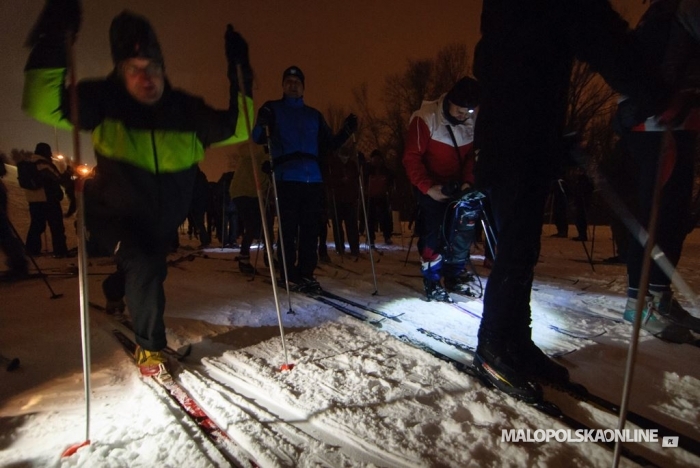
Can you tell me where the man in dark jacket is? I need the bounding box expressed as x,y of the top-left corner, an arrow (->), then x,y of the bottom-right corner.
252,66 -> 357,289
23,5 -> 253,377
472,0 -> 670,402
19,143 -> 69,257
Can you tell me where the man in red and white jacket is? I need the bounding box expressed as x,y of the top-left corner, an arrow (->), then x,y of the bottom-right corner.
403,77 -> 481,302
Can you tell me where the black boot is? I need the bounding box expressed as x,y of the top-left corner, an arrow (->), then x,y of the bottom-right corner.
444,272 -> 476,296
237,255 -> 256,275
474,339 -> 543,403
423,279 -> 453,303
511,339 -> 570,385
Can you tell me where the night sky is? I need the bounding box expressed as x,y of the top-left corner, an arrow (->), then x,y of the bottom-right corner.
0,0 -> 644,178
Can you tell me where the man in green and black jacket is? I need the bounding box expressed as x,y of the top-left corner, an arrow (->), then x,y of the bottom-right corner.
22,3 -> 254,377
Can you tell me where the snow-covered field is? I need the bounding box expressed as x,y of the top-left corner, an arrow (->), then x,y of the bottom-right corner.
1,166 -> 699,467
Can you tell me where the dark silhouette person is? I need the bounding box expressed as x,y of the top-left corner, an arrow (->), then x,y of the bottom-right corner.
471,0 -> 671,402
19,143 -> 69,257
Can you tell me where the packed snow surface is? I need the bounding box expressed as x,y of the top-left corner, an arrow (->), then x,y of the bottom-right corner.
1,167 -> 699,467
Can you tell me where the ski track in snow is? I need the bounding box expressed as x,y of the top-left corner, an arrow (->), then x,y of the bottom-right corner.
1,167 -> 700,467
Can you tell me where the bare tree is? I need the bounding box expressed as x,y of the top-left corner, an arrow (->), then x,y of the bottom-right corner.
352,83 -> 384,152
432,43 -> 472,97
324,104 -> 348,133
566,60 -> 618,153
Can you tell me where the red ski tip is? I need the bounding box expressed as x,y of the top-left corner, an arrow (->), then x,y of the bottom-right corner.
61,439 -> 90,457
280,363 -> 295,371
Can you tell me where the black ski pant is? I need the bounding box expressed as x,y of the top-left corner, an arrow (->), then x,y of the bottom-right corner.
188,208 -> 210,246
478,176 -> 549,343
367,197 -> 392,244
331,201 -> 360,254
626,130 -> 695,292
115,243 -> 168,351
0,212 -> 27,273
415,191 -> 473,278
26,201 -> 67,255
222,207 -> 238,247
276,181 -> 323,280
234,196 -> 268,257
318,190 -> 329,256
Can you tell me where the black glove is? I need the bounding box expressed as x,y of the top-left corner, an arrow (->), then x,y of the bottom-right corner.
225,24 -> 249,68
261,160 -> 272,175
342,113 -> 358,135
26,0 -> 82,47
256,106 -> 274,129
357,151 -> 366,165
225,24 -> 252,98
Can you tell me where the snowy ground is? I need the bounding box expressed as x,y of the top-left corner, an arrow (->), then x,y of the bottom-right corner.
1,167 -> 699,468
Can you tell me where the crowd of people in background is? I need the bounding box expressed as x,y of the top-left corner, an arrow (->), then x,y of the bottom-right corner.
4,0 -> 699,402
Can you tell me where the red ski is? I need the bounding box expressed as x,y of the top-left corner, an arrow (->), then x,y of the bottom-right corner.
112,329 -> 258,467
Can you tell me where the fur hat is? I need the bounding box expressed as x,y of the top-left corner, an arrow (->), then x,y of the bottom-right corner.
109,11 -> 163,65
282,66 -> 305,86
34,142 -> 52,159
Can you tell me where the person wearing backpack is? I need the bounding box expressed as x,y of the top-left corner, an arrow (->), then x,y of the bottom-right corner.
18,143 -> 69,257
402,77 -> 481,303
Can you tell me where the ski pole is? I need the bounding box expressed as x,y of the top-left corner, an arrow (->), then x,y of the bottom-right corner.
574,142 -> 698,308
326,161 -> 344,263
264,127 -> 295,314
221,181 -> 226,249
248,183 -> 273,282
237,64 -> 293,370
612,130 -> 673,468
353,136 -> 379,295
403,204 -> 419,267
7,219 -> 62,299
61,30 -> 92,458
577,194 -> 595,272
478,198 -> 498,261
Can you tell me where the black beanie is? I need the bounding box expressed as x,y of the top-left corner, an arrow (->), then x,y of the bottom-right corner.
34,142 -> 52,159
282,66 -> 305,86
445,77 -> 481,109
109,11 -> 164,65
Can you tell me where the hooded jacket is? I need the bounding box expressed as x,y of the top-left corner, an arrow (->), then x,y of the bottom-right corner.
22,37 -> 253,250
403,94 -> 476,195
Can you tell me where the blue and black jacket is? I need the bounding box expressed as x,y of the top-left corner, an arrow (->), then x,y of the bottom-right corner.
252,96 -> 351,183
